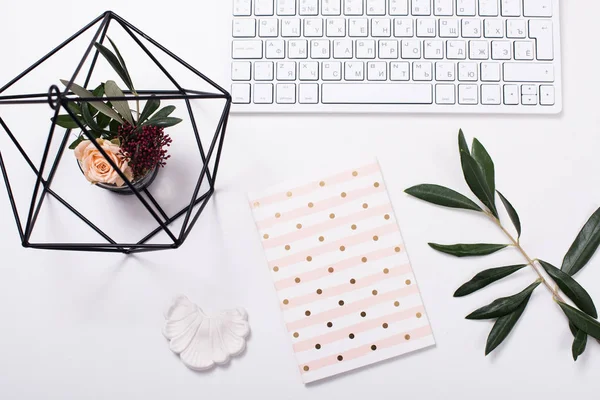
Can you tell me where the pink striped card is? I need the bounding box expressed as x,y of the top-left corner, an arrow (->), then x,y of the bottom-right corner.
249,160 -> 435,383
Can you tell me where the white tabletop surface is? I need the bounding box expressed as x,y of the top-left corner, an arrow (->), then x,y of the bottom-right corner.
1,1 -> 599,399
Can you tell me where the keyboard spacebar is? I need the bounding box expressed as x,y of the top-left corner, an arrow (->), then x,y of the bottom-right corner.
321,83 -> 433,104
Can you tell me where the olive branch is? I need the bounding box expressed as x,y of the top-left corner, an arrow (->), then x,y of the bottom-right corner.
405,130 -> 600,360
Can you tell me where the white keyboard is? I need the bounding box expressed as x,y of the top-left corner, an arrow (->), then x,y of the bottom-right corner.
230,0 -> 561,114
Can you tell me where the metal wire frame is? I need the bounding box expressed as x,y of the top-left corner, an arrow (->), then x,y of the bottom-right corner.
0,11 -> 232,253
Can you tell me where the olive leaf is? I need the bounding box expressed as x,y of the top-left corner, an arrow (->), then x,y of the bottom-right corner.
572,329 -> 587,361
81,101 -> 102,133
54,114 -> 81,130
538,260 -> 597,318
94,41 -> 134,92
405,184 -> 483,212
471,138 -> 495,195
149,105 -> 176,120
497,191 -> 522,239
458,129 -> 469,155
139,96 -> 160,125
557,301 -> 600,340
428,243 -> 508,258
561,207 -> 600,276
466,281 -> 541,320
107,37 -> 134,91
485,291 -> 532,355
460,144 -> 499,218
454,264 -> 527,297
60,80 -> 123,124
143,117 -> 182,128
68,136 -> 85,150
104,80 -> 133,126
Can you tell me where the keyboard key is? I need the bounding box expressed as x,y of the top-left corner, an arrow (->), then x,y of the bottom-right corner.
522,95 -> 537,105
491,41 -> 511,60
254,84 -> 274,103
484,19 -> 504,38
299,83 -> 320,103
389,0 -> 409,16
412,0 -> 431,16
394,18 -> 414,37
299,61 -> 320,80
506,19 -> 527,38
424,40 -> 444,59
480,62 -> 501,81
439,19 -> 459,37
321,83 -> 433,103
524,0 -> 552,17
344,0 -> 364,16
322,0 -> 342,16
479,0 -> 498,16
379,40 -> 399,59
367,0 -> 386,16
232,84 -> 251,103
503,63 -> 554,82
288,39 -> 308,58
469,41 -> 489,59
436,62 -> 455,81
277,61 -> 297,80
322,61 -> 342,80
276,83 -> 296,103
254,61 -> 275,80
277,0 -> 297,16
233,0 -> 252,16
504,85 -> 519,105
458,84 -> 478,104
458,62 -> 478,81
390,62 -> 410,80
434,0 -> 453,16
327,18 -> 346,37
540,85 -> 555,105
521,84 -> 537,95
417,19 -> 437,37
281,18 -> 301,37
436,84 -> 456,104
310,40 -> 331,58
514,41 -> 534,60
255,0 -> 275,16
447,40 -> 466,59
345,61 -> 365,80
413,62 -> 433,81
333,39 -> 354,58
304,18 -> 324,37
232,40 -> 263,59
529,20 -> 554,60
349,18 -> 369,36
372,18 -> 392,37
233,19 -> 256,37
401,39 -> 421,58
232,61 -> 252,80
501,0 -> 521,17
367,62 -> 387,80
300,0 -> 319,15
481,84 -> 501,105
457,0 -> 476,16
266,40 -> 286,58
462,19 -> 481,38
259,19 -> 278,37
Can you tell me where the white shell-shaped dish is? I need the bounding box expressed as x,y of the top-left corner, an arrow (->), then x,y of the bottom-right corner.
163,295 -> 250,371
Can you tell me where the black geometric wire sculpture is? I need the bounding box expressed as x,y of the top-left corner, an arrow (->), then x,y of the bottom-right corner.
0,11 -> 231,254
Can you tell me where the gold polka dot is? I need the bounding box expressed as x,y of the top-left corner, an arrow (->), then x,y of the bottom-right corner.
395,246 -> 401,253
352,171 -> 358,177
327,322 -> 333,328
360,311 -> 367,317
306,256 -> 313,262
308,202 -> 314,208
406,279 -> 412,285
315,344 -> 321,349
394,301 -> 400,307
329,213 -> 336,219
351,224 -> 357,230
362,203 -> 369,209
339,300 -> 345,306
362,257 -> 368,263
382,323 -> 389,329
273,266 -> 279,272
283,299 -> 289,305
287,191 -> 293,197
295,277 -> 301,283
337,355 -> 344,361
305,310 -> 311,316
275,212 -> 281,218
319,236 -> 325,242
405,334 -> 411,341
373,236 -> 379,241
384,214 -> 390,220
349,333 -> 355,339
303,365 -> 309,371
371,345 -> 377,351
383,268 -> 389,274
372,290 -> 378,296
319,181 -> 325,187
340,246 -> 346,252
341,192 -> 347,198
316,289 -> 323,295
374,182 -> 380,188
328,267 -> 334,273
350,279 -> 356,284
416,312 -> 423,318
293,332 -> 299,338
285,245 -> 291,251
296,223 -> 302,229
263,234 -> 269,239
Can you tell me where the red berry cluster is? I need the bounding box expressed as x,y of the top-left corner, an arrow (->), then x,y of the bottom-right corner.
118,123 -> 172,180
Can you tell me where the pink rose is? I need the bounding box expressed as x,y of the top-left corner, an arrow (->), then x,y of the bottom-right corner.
74,139 -> 133,187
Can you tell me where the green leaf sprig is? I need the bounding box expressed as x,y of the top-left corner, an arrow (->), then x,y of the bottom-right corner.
405,129 -> 600,360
